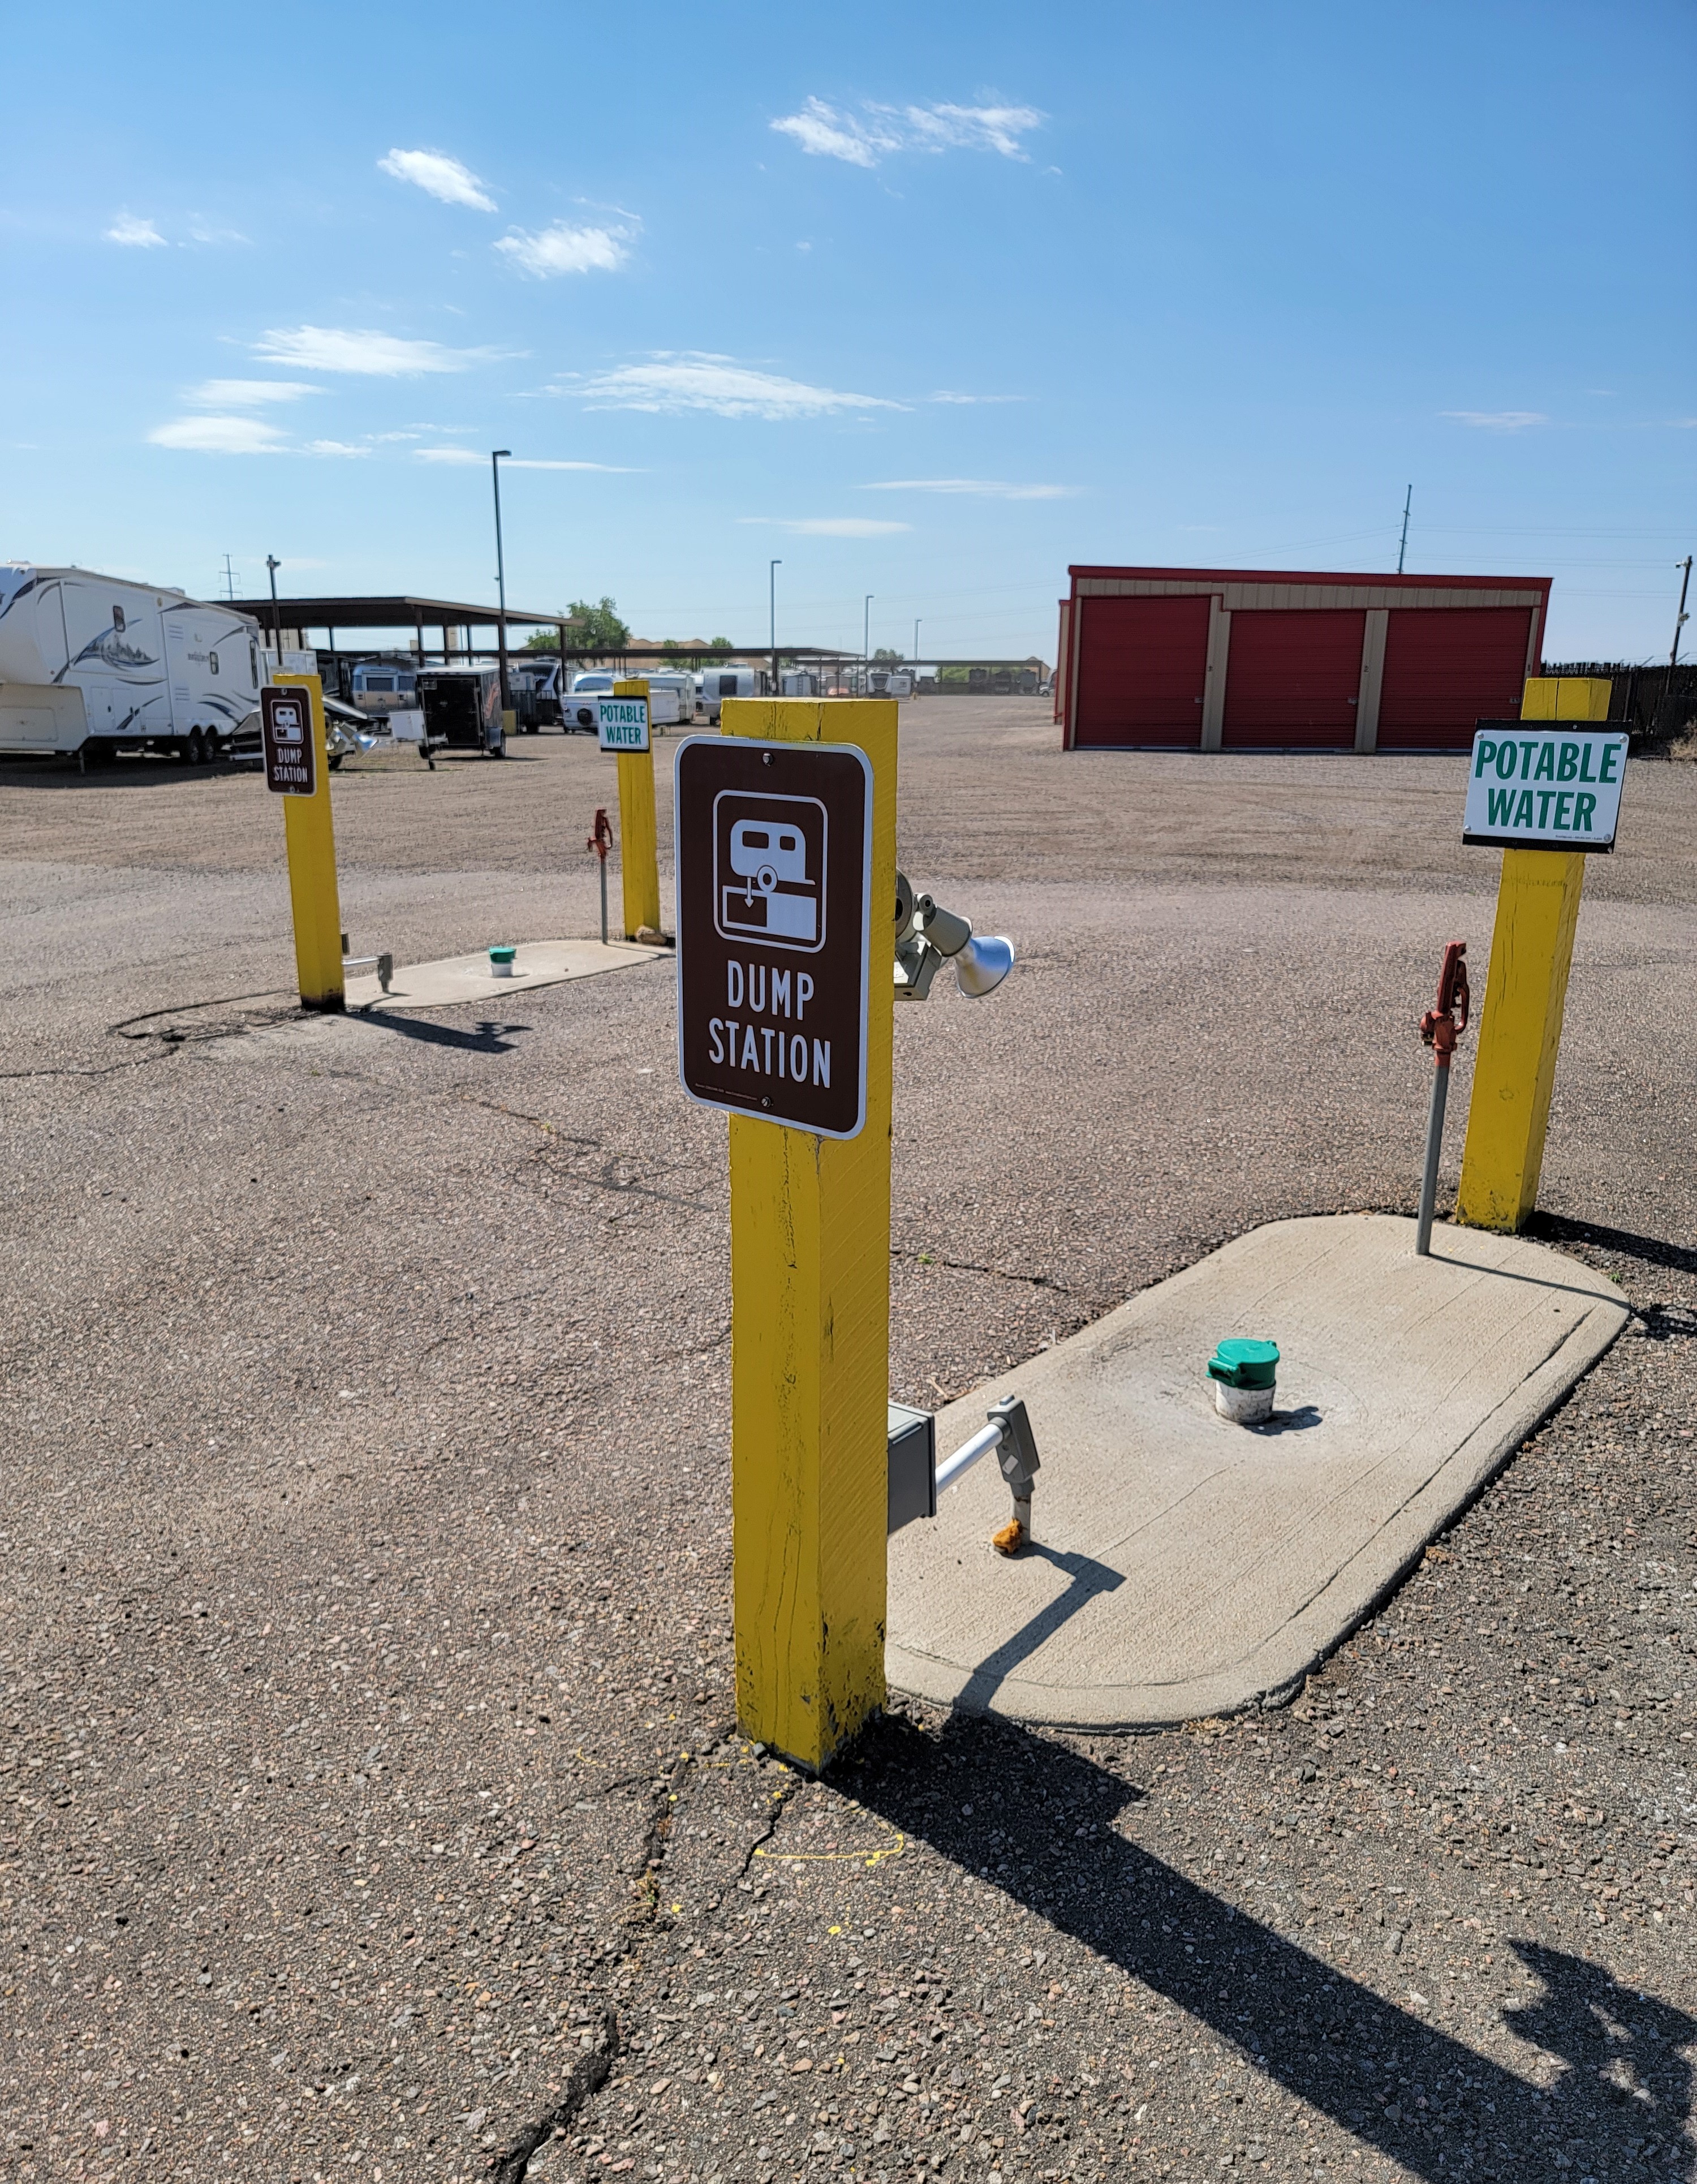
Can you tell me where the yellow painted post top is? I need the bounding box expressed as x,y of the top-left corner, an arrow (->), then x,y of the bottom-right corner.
721,697 -> 899,1773
1522,676 -> 1612,722
275,673 -> 344,1013
612,678 -> 661,940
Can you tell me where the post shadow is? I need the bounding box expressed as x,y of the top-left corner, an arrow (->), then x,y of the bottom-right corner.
846,1716 -> 1694,2179
953,1545 -> 1125,1713
352,1014 -> 532,1055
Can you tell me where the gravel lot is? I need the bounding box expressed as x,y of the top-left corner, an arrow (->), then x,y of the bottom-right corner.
2,702 -> 1693,2184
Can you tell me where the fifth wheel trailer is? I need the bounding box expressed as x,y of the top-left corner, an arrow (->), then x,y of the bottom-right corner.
0,564 -> 264,762
1059,566 -> 1553,752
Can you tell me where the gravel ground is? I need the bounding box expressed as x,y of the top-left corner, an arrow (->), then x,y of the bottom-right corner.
2,703 -> 1693,2183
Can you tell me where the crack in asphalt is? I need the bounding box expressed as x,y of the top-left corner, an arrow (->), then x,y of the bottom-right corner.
485,2007 -> 621,2184
891,1244 -> 1109,1305
487,1747 -> 708,2181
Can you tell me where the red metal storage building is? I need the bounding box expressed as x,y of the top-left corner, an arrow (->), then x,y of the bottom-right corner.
1059,566 -> 1552,753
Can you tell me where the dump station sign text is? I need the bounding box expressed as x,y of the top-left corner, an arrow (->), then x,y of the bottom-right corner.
675,735 -> 871,1138
1463,721 -> 1629,852
260,685 -> 316,797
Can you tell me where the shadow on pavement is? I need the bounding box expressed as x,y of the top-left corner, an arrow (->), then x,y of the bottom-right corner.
952,1546 -> 1125,1712
1528,1215 -> 1697,1282
847,1716 -> 1694,2180
353,1014 -> 532,1055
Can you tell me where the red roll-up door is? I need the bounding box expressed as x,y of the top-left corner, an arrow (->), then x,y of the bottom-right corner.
1377,607 -> 1531,749
1220,608 -> 1364,749
1073,593 -> 1210,747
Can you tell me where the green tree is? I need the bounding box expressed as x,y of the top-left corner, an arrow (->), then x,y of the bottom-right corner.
873,646 -> 904,661
524,597 -> 631,653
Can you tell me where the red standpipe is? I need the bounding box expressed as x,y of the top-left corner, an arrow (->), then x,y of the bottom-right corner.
1416,941 -> 1470,1256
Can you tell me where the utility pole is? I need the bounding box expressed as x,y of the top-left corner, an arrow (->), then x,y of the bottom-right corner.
492,450 -> 512,711
1672,556 -> 1692,669
1397,485 -> 1413,577
266,555 -> 282,665
913,617 -> 920,663
864,594 -> 873,694
221,553 -> 237,602
769,559 -> 782,695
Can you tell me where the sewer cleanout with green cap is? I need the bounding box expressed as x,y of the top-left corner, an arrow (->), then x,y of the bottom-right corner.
488,944 -> 518,978
1207,1336 -> 1280,1424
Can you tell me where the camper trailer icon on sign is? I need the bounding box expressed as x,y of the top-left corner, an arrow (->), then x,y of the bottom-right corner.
713,792 -> 827,952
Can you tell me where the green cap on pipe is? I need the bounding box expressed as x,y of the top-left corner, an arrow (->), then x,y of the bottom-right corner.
488,945 -> 518,966
1207,1337 -> 1280,1388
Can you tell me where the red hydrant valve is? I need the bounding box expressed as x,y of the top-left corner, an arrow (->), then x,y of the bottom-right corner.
587,806 -> 613,860
1419,940 -> 1470,1067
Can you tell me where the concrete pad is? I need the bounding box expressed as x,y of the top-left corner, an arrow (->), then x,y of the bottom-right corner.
886,1214 -> 1628,1729
346,936 -> 665,1013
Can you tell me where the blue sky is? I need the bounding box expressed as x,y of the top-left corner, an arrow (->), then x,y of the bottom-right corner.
3,0 -> 1691,663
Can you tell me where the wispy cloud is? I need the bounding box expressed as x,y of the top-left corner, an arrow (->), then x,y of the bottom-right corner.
304,440 -> 369,458
929,390 -> 1023,405
1441,410 -> 1549,431
860,478 -> 1073,500
739,517 -> 912,537
378,148 -> 497,212
253,326 -> 493,376
107,213 -> 166,248
770,97 -> 1043,168
565,354 -> 902,419
190,379 -> 321,407
414,448 -> 636,470
185,219 -> 250,246
494,220 -> 631,278
149,415 -> 285,454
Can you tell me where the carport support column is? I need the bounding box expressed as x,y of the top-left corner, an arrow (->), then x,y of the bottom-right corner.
275,672 -> 344,1013
723,698 -> 897,1774
613,678 -> 661,938
1454,676 -> 1609,1231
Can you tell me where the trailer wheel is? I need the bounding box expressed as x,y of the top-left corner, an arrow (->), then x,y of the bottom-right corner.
186,729 -> 206,765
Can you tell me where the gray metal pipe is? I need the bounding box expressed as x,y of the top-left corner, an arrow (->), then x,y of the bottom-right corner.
1415,1061 -> 1451,1256
934,1418 -> 1005,1494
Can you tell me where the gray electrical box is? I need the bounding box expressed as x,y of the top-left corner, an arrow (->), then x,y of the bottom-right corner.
887,1403 -> 936,1534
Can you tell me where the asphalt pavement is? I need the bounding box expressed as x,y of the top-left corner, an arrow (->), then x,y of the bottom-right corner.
2,703 -> 1693,2184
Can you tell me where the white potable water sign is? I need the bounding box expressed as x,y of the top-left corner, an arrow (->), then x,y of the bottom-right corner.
1463,721 -> 1629,853
598,695 -> 650,754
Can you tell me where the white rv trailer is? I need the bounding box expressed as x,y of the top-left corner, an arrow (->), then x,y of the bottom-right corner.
0,564 -> 263,763
697,665 -> 759,723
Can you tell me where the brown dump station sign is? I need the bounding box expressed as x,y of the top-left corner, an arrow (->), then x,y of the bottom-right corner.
675,735 -> 872,1139
260,686 -> 317,797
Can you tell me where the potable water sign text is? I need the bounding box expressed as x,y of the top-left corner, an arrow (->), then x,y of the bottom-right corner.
598,695 -> 650,753
1463,721 -> 1630,853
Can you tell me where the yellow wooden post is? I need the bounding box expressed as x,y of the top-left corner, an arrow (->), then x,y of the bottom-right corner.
723,697 -> 898,1772
1454,675 -> 1612,1231
613,678 -> 661,938
275,673 -> 344,1012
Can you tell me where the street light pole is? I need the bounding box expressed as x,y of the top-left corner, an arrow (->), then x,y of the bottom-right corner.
492,450 -> 512,710
864,594 -> 873,694
913,618 -> 920,663
1397,484 -> 1413,577
770,559 -> 782,695
265,554 -> 282,669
